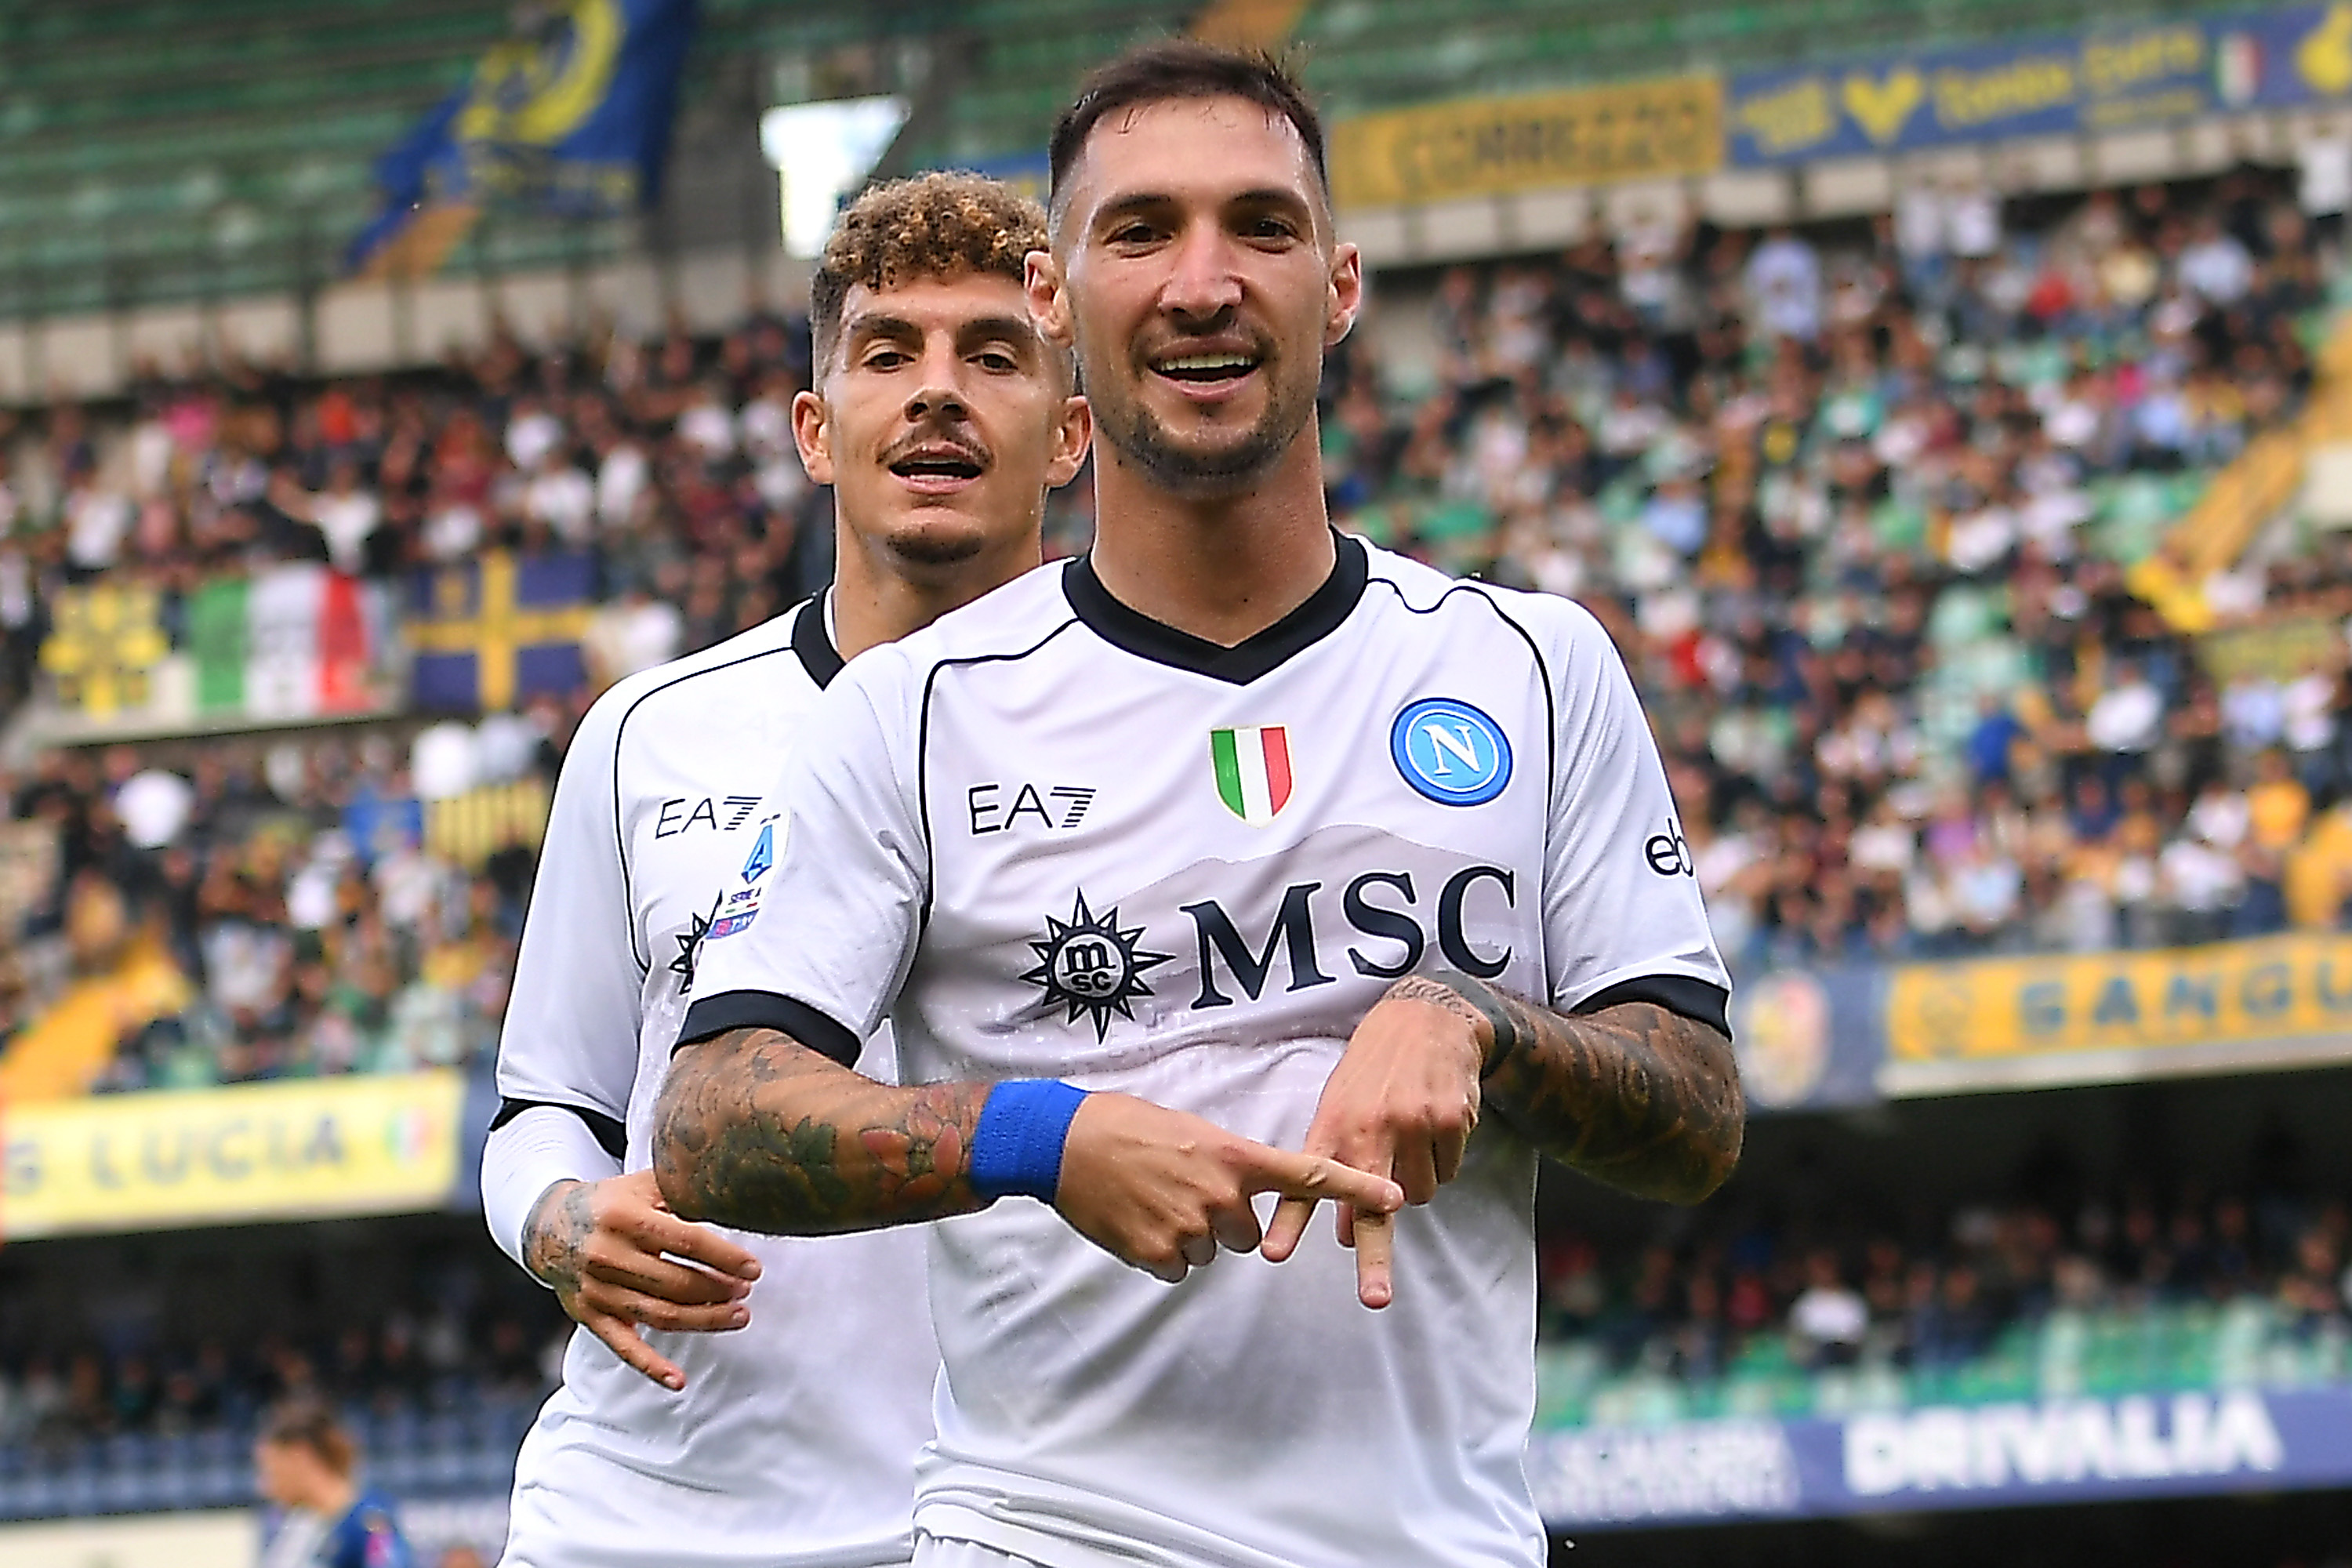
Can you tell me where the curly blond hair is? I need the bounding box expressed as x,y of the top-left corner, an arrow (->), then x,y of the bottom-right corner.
810,172 -> 1050,375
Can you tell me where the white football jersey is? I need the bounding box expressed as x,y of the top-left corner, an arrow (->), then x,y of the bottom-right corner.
492,599 -> 938,1568
683,537 -> 1729,1568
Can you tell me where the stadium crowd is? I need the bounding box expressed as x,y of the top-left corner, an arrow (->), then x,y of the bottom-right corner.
0,1289 -> 549,1457
1327,167 -> 2350,973
4,1171 -> 2349,1458
0,167 -> 2343,1085
1541,1172 -> 2352,1399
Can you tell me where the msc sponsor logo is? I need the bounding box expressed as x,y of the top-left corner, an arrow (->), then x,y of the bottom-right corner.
1183,866 -> 1519,1009
669,894 -> 719,985
1022,865 -> 1519,1033
654,794 -> 763,837
1391,699 -> 1512,806
1020,891 -> 1172,1040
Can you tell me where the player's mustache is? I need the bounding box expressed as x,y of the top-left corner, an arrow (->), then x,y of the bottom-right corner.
880,422 -> 993,471
1136,320 -> 1276,368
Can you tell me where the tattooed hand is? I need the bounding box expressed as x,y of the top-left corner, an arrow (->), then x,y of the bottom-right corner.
1417,971 -> 1744,1204
1261,976 -> 1488,1310
1265,974 -> 1743,1308
652,1029 -> 1403,1292
521,1169 -> 764,1391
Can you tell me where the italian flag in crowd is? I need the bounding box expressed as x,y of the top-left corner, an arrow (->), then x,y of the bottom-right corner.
1210,724 -> 1293,826
187,564 -> 378,717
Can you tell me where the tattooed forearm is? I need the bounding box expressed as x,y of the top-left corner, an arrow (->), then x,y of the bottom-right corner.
653,1028 -> 993,1235
522,1179 -> 592,1305
1403,972 -> 1744,1204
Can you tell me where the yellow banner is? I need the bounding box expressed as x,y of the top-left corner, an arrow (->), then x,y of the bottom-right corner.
2198,613 -> 2346,686
1330,75 -> 1723,210
0,1071 -> 464,1240
1885,934 -> 2352,1094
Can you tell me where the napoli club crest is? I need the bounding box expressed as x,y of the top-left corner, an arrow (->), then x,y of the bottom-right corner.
1391,698 -> 1512,806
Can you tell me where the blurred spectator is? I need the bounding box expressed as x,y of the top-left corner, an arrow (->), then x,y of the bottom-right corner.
254,1397 -> 416,1568
1788,1250 -> 1867,1368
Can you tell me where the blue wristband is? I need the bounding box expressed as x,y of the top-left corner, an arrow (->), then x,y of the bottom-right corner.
968,1080 -> 1090,1202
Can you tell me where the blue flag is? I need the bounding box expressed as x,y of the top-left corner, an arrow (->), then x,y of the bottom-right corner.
408,552 -> 597,713
350,0 -> 698,273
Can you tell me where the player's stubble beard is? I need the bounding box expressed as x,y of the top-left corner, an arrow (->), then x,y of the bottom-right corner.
1086,321 -> 1318,499
877,419 -> 995,568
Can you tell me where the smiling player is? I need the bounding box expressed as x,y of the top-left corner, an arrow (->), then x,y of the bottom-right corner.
657,42 -> 1742,1568
481,172 -> 1088,1568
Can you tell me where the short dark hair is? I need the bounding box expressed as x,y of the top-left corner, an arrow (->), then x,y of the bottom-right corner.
809,172 -> 1051,376
1048,41 -> 1328,221
260,1396 -> 358,1477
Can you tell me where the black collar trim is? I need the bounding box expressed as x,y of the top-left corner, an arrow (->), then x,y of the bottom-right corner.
791,594 -> 845,690
1061,532 -> 1368,684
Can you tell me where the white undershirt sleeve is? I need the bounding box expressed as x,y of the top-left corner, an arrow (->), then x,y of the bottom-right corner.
482,1104 -> 626,1272
484,686 -> 650,1271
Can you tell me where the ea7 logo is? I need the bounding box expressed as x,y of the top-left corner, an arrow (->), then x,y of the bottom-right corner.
655,795 -> 763,837
968,783 -> 1098,834
1646,819 -> 1694,877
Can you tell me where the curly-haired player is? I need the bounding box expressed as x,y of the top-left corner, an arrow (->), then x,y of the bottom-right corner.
483,172 -> 1088,1568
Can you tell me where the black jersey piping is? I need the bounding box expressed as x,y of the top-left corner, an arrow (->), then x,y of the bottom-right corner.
1368,570 -> 1733,1040
913,615 -> 1088,926
1575,975 -> 1734,1040
675,990 -> 862,1068
604,597 -> 840,972
1362,571 -> 1559,808
489,1097 -> 628,1161
1060,531 -> 1369,685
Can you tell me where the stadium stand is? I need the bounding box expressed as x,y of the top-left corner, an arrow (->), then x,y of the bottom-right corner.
1,161 -> 2349,1541
1287,0 -> 2218,117
10,0 -> 2352,1551
0,1218 -> 551,1522
6,0 -> 2241,321
1329,169 -> 2352,967
0,164 -> 2336,1103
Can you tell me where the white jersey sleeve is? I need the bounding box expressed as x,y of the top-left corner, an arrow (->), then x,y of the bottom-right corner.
483,690 -> 642,1263
678,649 -> 927,1064
1534,596 -> 1732,1029
481,1105 -> 620,1270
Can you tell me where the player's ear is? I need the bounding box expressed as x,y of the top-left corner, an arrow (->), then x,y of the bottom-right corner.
1046,394 -> 1091,488
1026,249 -> 1073,348
1325,240 -> 1363,349
791,388 -> 835,485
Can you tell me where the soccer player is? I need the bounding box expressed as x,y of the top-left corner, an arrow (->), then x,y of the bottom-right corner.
481,173 -> 1091,1568
658,42 -> 1744,1568
254,1398 -> 417,1568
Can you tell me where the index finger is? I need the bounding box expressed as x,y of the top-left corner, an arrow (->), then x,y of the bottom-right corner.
583,1312 -> 688,1392
630,1209 -> 764,1281
1351,1208 -> 1395,1310
1246,1149 -> 1404,1215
